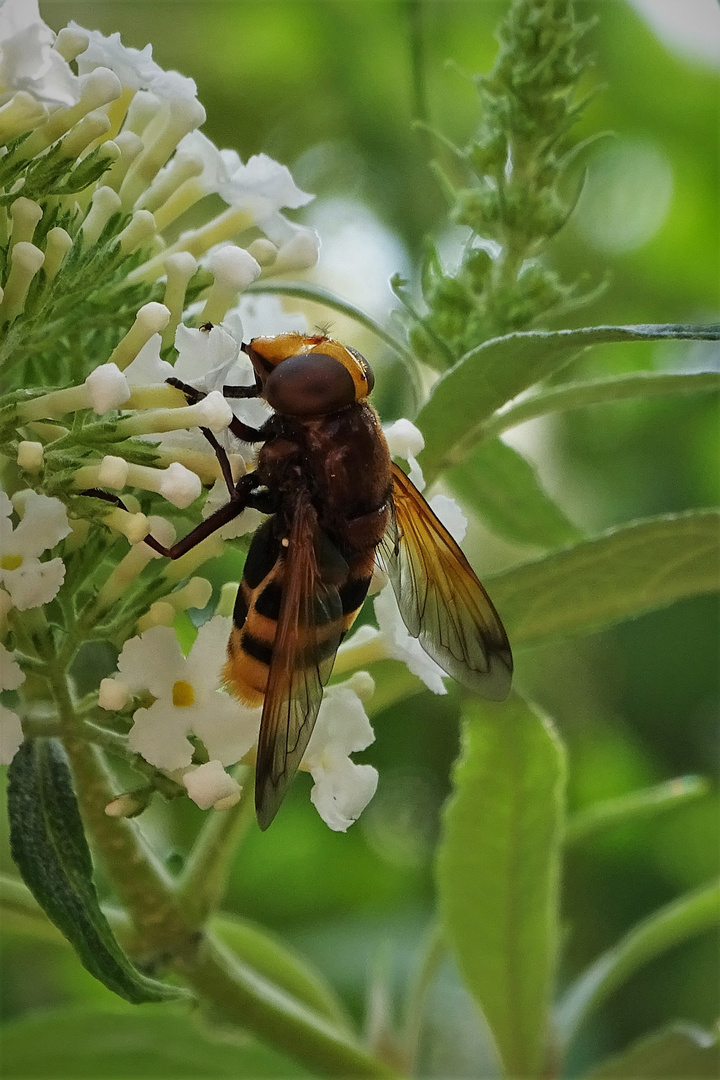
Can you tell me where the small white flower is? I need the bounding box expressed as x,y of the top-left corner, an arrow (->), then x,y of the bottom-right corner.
123,333 -> 173,385
373,585 -> 447,695
157,461 -> 202,508
121,617 -> 257,771
169,130 -> 240,198
0,0 -> 81,109
98,677 -> 130,711
206,244 -> 261,294
384,418 -> 425,490
0,489 -> 71,610
85,362 -> 131,413
182,760 -> 241,810
0,641 -> 25,764
69,21 -> 197,102
70,24 -> 159,91
302,679 -> 379,832
218,152 -> 313,216
173,322 -> 241,392
193,389 -> 233,433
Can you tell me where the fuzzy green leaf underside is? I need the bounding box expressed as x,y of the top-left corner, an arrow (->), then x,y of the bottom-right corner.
7,739 -> 188,1004
436,694 -> 566,1078
487,509 -> 720,647
418,323 -> 720,479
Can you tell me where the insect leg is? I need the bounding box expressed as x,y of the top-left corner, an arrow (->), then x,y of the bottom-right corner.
143,472 -> 260,559
165,376 -> 267,444
197,426 -> 236,497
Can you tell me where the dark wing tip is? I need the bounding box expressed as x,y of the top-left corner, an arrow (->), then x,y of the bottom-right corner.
255,777 -> 282,831
475,645 -> 514,701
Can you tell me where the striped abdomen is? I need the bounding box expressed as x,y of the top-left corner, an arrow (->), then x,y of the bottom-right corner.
223,517 -> 375,706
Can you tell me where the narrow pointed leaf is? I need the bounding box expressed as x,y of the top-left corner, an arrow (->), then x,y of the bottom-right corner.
437,694 -> 566,1078
557,880 -> 720,1051
565,777 -> 710,847
581,1024 -> 720,1079
484,370 -> 720,439
7,738 -> 189,1004
488,510 -> 720,647
417,323 -> 720,480
447,436 -> 582,549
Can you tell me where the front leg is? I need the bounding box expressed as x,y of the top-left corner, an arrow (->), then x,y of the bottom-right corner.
165,376 -> 267,443
143,473 -> 262,559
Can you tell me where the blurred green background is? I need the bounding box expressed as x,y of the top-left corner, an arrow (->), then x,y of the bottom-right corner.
1,1 -> 718,1076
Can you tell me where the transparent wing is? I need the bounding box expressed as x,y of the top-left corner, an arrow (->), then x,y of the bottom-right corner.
378,463 -> 513,700
255,493 -> 346,830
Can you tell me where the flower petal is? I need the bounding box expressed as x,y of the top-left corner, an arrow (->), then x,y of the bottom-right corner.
0,704 -> 23,765
10,490 -> 70,557
184,615 -> 233,692
305,683 -> 376,763
0,556 -> 65,610
373,586 -> 447,695
0,642 -> 25,692
128,700 -> 194,770
309,757 -> 378,832
192,693 -> 260,767
183,760 -> 241,810
116,625 -> 186,696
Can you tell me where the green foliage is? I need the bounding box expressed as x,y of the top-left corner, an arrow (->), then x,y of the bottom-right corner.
447,436 -> 582,549
0,1005 -> 314,1078
581,1023 -> 720,1079
7,740 -> 188,1005
404,0 -> 596,366
488,510 -> 720,646
416,323 -> 720,480
437,695 -> 565,1076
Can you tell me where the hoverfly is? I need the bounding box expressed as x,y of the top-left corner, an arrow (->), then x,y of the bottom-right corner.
143,333 -> 512,829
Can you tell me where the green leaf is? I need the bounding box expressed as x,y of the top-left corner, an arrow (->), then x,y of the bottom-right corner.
436,694 -> 566,1078
557,879 -> 720,1052
417,323 -> 720,481
483,370 -> 720,440
581,1024 -> 720,1080
565,776 -> 710,848
447,436 -> 582,549
213,914 -> 352,1031
7,738 -> 189,1005
0,1005 -> 314,1078
487,510 -> 720,647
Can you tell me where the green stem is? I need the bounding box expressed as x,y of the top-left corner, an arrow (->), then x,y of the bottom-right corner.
481,371 -> 720,441
177,933 -> 397,1079
556,879 -> 720,1052
401,923 -> 446,1073
177,765 -> 254,923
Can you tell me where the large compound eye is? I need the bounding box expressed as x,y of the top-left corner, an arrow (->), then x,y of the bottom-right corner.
264,353 -> 356,416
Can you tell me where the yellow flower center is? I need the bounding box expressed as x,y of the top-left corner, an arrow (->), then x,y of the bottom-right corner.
1,555 -> 23,571
172,680 -> 195,707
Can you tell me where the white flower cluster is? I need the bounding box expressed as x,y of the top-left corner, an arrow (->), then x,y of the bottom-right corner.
0,0 -> 317,334
99,617 -> 378,831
